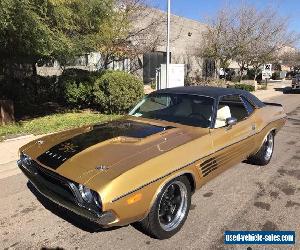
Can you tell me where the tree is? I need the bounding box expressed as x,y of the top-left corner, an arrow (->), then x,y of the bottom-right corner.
97,0 -> 166,71
281,50 -> 300,71
233,5 -> 298,81
0,0 -> 115,78
200,3 -> 299,81
199,10 -> 237,71
0,0 -> 164,78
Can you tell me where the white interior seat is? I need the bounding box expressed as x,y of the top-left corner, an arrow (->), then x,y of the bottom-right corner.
215,105 -> 231,128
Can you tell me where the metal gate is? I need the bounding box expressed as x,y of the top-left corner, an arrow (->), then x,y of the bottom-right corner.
143,52 -> 169,84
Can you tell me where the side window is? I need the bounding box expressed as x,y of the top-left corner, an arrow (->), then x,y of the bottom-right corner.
215,95 -> 249,128
241,96 -> 255,115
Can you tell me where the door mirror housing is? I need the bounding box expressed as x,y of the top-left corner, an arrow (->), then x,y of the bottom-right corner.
226,117 -> 237,127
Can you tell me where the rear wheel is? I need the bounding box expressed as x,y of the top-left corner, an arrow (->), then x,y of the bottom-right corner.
247,132 -> 275,166
137,176 -> 191,239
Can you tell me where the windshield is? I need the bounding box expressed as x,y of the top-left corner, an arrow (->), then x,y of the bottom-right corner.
129,93 -> 215,128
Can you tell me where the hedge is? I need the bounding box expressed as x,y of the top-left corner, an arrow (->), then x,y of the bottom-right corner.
93,71 -> 144,114
233,83 -> 255,92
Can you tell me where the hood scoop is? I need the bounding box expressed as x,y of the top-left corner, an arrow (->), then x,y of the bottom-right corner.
37,120 -> 174,170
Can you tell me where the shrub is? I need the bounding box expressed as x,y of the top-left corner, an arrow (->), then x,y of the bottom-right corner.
60,69 -> 94,83
61,69 -> 102,108
93,71 -> 144,114
246,69 -> 257,80
272,71 -> 281,80
233,83 -> 255,92
150,80 -> 157,90
64,80 -> 94,108
0,76 -> 59,104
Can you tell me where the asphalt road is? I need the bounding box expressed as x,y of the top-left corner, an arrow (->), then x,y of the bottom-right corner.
1,93 -> 300,250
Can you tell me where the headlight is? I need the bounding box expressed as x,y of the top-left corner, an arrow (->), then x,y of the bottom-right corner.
20,153 -> 32,166
78,184 -> 94,203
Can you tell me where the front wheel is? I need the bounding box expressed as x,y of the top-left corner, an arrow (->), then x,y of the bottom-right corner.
137,176 -> 191,239
247,131 -> 275,166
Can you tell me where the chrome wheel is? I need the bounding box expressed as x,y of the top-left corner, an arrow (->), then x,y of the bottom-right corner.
158,181 -> 188,232
264,133 -> 274,161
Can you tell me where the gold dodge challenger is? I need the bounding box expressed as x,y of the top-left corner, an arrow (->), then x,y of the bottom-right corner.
18,86 -> 286,239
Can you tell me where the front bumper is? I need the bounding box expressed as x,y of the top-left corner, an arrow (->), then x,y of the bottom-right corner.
17,160 -> 116,226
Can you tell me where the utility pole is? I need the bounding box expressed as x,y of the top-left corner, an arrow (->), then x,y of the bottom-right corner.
166,0 -> 171,88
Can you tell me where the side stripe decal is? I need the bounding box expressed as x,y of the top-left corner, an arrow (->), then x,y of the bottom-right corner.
111,120 -> 283,202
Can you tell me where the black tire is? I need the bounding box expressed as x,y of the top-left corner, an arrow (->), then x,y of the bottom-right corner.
137,176 -> 191,239
247,131 -> 275,166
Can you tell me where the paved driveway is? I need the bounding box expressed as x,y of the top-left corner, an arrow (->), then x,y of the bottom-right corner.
0,93 -> 299,250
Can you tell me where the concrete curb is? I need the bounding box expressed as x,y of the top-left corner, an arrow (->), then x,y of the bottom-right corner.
4,134 -> 35,142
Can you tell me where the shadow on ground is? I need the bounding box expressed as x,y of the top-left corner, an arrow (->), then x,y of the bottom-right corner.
27,181 -> 124,233
274,87 -> 300,94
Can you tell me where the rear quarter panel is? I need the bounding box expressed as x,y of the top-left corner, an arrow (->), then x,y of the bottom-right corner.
251,104 -> 286,154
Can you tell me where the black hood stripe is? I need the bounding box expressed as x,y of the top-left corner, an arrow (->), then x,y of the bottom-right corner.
37,120 -> 173,170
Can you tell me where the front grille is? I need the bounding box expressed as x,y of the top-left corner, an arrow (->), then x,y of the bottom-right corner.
20,156 -> 102,216
28,161 -> 77,203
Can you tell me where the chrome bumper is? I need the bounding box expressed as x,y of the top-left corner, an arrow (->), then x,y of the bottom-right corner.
17,160 -> 116,226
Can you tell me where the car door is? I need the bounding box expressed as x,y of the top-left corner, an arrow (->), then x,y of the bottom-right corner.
199,94 -> 256,178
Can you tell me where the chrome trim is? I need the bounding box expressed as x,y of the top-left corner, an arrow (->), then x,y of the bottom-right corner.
158,181 -> 188,231
264,133 -> 274,161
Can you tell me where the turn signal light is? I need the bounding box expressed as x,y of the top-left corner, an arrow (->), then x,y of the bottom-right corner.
127,193 -> 142,205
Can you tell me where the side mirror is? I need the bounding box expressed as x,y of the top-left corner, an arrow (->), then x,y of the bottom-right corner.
226,117 -> 237,127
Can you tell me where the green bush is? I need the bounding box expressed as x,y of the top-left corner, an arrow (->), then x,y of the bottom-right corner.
233,83 -> 255,92
64,80 -> 94,108
0,76 -> 59,104
246,69 -> 258,80
60,69 -> 96,83
272,71 -> 281,80
93,71 -> 144,114
61,69 -> 102,108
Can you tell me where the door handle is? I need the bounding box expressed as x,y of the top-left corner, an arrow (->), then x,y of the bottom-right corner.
252,124 -> 256,131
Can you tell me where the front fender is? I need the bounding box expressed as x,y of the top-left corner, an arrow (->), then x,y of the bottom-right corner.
102,166 -> 200,227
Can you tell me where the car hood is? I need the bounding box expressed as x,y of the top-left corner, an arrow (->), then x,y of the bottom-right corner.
21,117 -> 208,185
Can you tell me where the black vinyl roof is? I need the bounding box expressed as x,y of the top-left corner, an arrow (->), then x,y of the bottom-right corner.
153,86 -> 265,108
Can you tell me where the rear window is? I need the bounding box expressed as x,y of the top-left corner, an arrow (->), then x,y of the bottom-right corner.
241,96 -> 255,114
243,92 -> 265,108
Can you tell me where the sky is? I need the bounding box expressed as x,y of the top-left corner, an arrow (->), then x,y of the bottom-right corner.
154,0 -> 300,47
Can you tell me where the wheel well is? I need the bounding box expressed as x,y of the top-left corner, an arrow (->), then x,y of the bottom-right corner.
183,173 -> 196,194
271,129 -> 276,135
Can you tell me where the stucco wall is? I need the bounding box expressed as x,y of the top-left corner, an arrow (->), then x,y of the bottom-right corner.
134,8 -> 208,78
37,8 -> 209,80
